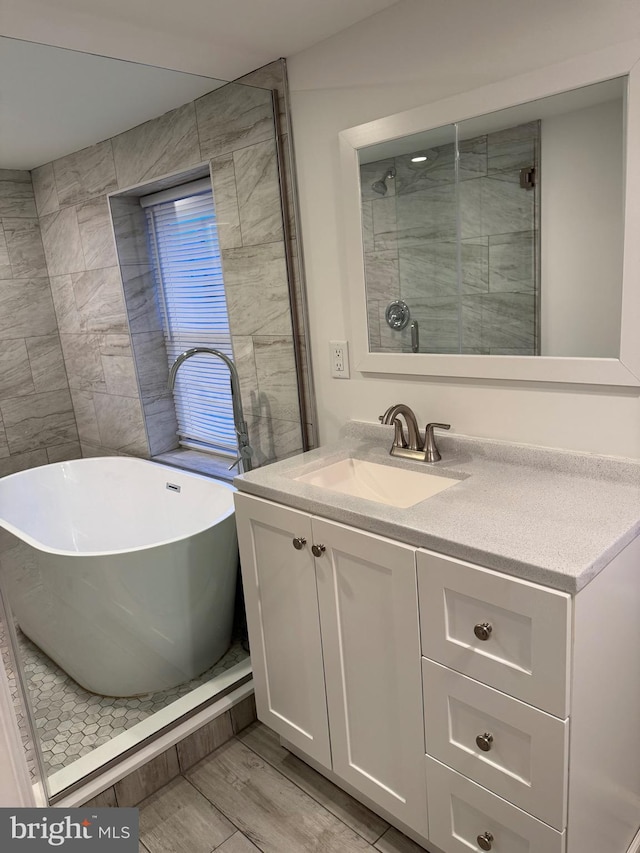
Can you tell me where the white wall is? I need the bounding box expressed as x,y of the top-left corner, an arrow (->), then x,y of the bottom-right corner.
541,99 -> 624,357
287,0 -> 640,456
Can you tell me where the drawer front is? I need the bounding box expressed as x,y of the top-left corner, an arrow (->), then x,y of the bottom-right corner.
417,549 -> 571,717
426,757 -> 566,853
423,659 -> 568,830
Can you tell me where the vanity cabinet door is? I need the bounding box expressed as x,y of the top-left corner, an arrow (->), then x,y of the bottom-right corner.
234,493 -> 331,766
312,518 -> 428,837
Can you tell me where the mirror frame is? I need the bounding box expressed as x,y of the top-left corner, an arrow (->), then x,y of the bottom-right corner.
339,40 -> 640,386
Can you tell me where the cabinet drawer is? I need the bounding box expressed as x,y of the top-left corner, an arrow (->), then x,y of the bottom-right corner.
423,659 -> 568,830
426,757 -> 566,853
417,549 -> 571,717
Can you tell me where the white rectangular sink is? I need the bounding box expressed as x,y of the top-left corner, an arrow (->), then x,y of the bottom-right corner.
295,458 -> 461,508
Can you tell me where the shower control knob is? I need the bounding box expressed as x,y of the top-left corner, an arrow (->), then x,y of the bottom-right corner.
476,732 -> 494,752
477,832 -> 494,851
292,537 -> 307,550
474,622 -> 493,641
311,544 -> 326,557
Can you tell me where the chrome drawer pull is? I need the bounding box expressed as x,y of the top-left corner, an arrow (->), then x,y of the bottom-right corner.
476,732 -> 494,752
311,544 -> 326,557
292,537 -> 307,550
474,622 -> 492,641
477,831 -> 494,851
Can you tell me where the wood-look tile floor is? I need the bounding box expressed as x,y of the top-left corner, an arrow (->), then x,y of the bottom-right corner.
137,722 -> 426,853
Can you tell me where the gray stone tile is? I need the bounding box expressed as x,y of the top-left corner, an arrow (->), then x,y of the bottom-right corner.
121,264 -> 162,334
210,154 -> 242,250
46,442 -> 82,464
115,746 -> 180,807
77,197 -> 118,270
481,292 -> 536,350
234,137 -> 284,246
93,392 -> 148,456
0,224 -> 11,279
60,333 -> 107,392
234,58 -> 286,122
176,712 -> 234,772
364,251 -> 400,302
31,163 -> 59,217
253,336 -> 300,422
240,722 -> 388,844
232,335 -> 259,418
487,121 -> 539,174
458,134 -> 488,181
0,278 -> 58,339
131,331 -> 169,398
247,414 -> 303,466
0,340 -> 35,397
25,334 -> 69,392
110,197 -> 150,265
394,142 -> 455,195
187,739 -> 373,853
279,132 -> 297,241
102,353 -> 139,398
139,776 -> 234,853
50,274 -> 82,334
489,230 -> 536,292
195,82 -> 275,160
0,450 -> 46,475
223,243 -> 291,336
459,170 -> 535,239
0,171 -> 36,218
1,390 -> 77,454
230,694 -> 257,734
144,394 -> 178,456
112,103 -> 201,188
52,140 -> 117,207
2,218 -> 48,278
40,208 -> 85,276
71,267 -> 128,334
381,184 -> 457,249
372,196 -> 397,240
361,201 -> 374,253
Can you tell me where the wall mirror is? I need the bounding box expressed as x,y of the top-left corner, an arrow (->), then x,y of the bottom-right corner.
340,42 -> 640,385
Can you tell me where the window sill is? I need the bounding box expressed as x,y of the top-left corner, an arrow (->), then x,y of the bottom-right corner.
153,449 -> 236,483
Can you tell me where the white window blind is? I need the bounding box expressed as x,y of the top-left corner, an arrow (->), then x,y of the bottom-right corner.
143,182 -> 237,456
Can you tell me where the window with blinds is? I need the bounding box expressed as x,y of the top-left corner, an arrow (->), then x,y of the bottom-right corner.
142,179 -> 237,456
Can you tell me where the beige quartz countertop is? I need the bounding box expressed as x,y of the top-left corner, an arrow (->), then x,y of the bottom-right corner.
234,422 -> 640,594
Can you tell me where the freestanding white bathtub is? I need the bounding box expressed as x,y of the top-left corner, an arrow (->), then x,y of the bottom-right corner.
0,458 -> 239,697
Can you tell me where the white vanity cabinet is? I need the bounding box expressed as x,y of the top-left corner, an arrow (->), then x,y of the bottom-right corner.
235,492 -> 429,836
235,491 -> 640,853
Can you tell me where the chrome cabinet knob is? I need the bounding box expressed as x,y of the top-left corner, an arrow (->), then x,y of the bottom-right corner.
292,537 -> 307,550
477,831 -> 494,851
476,732 -> 494,752
474,622 -> 492,641
311,544 -> 326,557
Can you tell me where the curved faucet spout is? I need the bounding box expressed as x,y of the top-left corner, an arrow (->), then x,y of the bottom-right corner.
380,403 -> 422,451
168,347 -> 253,472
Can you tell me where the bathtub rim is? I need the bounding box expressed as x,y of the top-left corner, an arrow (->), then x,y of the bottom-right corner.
0,457 -> 237,559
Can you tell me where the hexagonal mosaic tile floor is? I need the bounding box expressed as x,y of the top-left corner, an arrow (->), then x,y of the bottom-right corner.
1,617 -> 248,778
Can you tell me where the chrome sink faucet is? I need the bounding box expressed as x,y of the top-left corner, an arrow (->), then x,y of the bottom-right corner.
379,404 -> 450,463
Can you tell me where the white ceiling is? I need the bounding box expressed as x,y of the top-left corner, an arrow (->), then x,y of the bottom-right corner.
0,0 -> 399,170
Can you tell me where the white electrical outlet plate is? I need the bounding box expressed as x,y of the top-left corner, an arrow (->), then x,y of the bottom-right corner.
330,340 -> 350,378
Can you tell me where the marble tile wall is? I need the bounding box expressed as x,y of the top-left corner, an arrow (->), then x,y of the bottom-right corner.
32,59 -> 309,466
0,170 -> 79,474
362,122 -> 540,356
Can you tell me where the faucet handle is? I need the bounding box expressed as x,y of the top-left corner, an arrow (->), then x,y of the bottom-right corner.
424,422 -> 450,463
